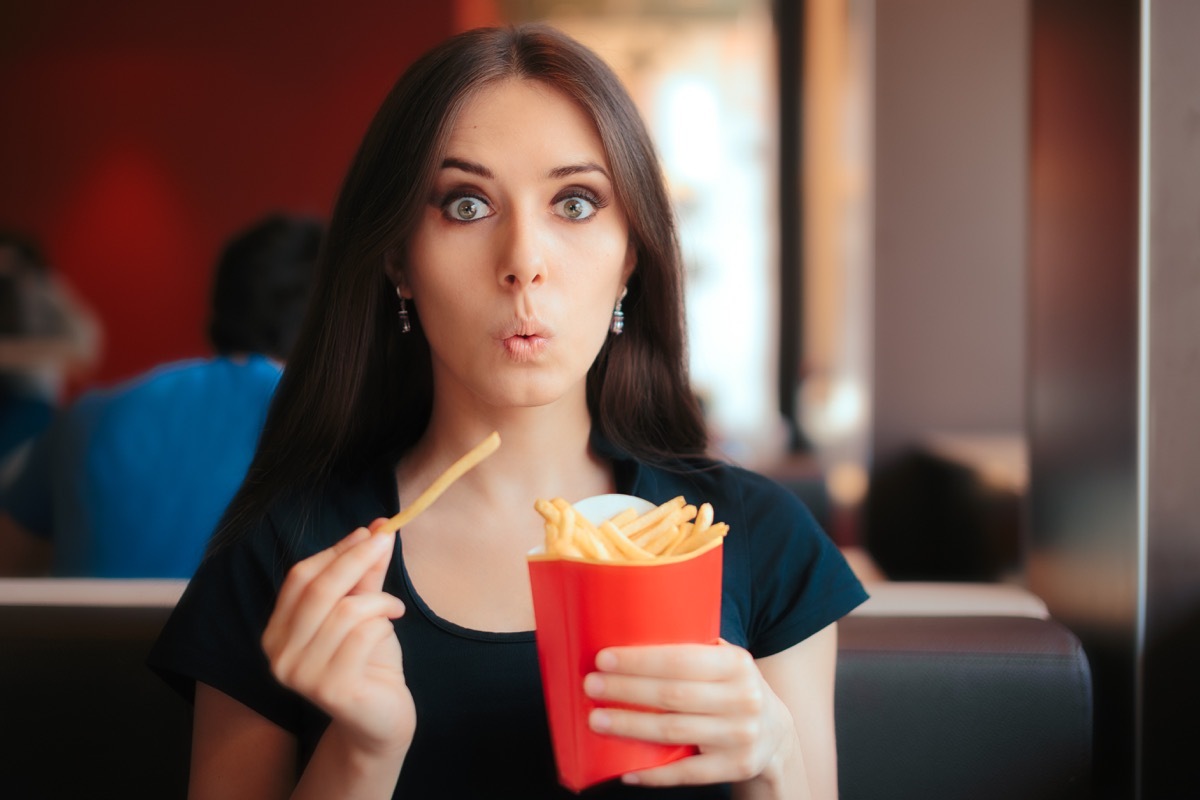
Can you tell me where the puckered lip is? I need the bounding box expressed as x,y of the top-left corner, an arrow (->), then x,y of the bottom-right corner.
494,317 -> 552,341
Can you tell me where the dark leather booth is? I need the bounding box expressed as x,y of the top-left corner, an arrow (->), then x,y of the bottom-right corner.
0,580 -> 1092,799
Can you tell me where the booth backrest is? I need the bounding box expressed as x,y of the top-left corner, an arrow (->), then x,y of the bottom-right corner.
0,580 -> 1092,799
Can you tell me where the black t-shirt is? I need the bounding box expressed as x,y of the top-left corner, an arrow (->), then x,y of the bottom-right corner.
149,442 -> 867,799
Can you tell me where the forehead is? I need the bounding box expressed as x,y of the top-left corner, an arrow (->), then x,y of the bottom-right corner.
445,78 -> 610,169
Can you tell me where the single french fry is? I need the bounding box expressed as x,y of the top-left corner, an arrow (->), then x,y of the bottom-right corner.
609,508 -> 639,528
543,521 -> 560,553
559,503 -> 578,552
378,431 -> 500,535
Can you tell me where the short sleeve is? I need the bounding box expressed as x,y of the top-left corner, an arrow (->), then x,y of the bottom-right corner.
147,512 -> 305,733
733,469 -> 867,659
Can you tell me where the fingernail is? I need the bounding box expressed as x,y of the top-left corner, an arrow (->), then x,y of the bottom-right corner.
589,709 -> 611,732
595,650 -> 617,671
621,774 -> 641,785
583,673 -> 605,697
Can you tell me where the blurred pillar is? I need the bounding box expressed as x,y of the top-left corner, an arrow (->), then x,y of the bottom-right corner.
1028,1 -> 1200,796
775,0 -> 807,451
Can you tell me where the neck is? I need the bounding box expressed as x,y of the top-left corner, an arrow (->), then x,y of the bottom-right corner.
400,396 -> 612,509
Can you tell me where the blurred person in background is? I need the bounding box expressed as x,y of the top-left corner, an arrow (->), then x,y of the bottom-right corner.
0,213 -> 321,578
0,231 -> 100,485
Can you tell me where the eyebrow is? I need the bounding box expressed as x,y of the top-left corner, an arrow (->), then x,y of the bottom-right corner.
441,157 -> 493,180
547,162 -> 611,181
440,157 -> 610,182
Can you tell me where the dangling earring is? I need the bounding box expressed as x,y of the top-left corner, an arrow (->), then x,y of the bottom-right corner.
610,287 -> 628,335
396,287 -> 412,334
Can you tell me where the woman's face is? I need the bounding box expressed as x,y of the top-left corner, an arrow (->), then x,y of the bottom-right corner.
397,78 -> 635,413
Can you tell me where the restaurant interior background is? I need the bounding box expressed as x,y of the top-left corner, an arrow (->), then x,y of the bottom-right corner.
2,0 -> 1197,796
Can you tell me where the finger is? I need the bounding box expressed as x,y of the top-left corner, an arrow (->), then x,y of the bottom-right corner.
265,527 -> 373,653
352,521 -> 396,595
283,593 -> 404,692
583,671 -> 752,716
272,527 -> 372,618
589,706 -> 755,750
324,616 -> 404,686
265,533 -> 394,659
294,618 -> 402,718
596,641 -> 754,681
621,752 -> 741,787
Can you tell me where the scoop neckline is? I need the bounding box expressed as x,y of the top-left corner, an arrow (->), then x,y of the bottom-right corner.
391,537 -> 537,643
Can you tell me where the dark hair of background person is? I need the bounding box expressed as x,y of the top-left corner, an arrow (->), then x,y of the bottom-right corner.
216,24 -> 708,544
862,448 -> 1022,582
207,214 -> 323,361
0,231 -> 56,339
0,231 -> 48,274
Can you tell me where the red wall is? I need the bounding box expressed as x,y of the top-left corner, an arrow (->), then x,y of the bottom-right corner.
0,1 -> 457,389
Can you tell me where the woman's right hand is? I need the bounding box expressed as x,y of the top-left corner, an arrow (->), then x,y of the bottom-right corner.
262,520 -> 415,760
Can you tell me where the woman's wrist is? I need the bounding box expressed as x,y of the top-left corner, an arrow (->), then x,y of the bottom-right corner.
293,721 -> 411,800
733,702 -> 809,800
332,717 -> 414,765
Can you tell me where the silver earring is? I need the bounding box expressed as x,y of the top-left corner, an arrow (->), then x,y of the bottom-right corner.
610,287 -> 627,335
396,288 -> 412,334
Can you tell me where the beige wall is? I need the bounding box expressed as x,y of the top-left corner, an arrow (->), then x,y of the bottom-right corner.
870,0 -> 1029,465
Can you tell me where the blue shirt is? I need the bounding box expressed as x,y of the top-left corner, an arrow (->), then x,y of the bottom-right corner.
150,436 -> 868,797
2,356 -> 280,577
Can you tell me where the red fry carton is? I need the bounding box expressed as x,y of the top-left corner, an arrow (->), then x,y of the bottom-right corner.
527,494 -> 724,792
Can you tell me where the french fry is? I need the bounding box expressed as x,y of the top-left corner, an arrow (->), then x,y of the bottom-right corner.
671,522 -> 729,556
653,521 -> 692,558
619,496 -> 685,539
597,520 -> 654,561
609,508 -> 639,528
534,494 -> 728,563
378,431 -> 500,535
636,504 -> 697,554
662,503 -> 713,556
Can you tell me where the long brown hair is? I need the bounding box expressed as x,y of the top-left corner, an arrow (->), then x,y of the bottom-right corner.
219,24 -> 706,542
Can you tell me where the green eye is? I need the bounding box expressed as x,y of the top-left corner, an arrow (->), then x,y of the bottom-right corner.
555,195 -> 597,220
455,199 -> 480,220
440,194 -> 492,222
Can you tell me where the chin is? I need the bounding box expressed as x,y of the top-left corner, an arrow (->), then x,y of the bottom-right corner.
479,376 -> 581,411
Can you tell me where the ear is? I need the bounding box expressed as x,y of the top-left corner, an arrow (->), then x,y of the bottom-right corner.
621,237 -> 637,285
385,248 -> 412,298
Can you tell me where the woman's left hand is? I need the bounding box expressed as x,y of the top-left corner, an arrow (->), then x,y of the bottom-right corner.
584,639 -> 799,789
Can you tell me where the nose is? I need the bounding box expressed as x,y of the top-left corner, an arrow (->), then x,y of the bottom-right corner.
498,208 -> 546,290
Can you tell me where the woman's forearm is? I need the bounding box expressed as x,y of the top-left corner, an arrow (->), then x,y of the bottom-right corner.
732,726 -> 813,800
291,721 -> 409,800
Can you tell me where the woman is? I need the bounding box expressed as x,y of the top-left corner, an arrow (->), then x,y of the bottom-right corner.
151,24 -> 866,799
